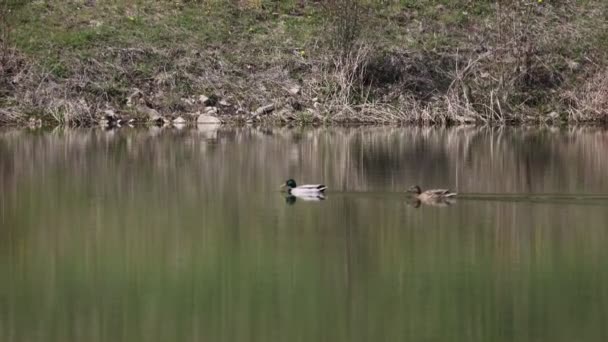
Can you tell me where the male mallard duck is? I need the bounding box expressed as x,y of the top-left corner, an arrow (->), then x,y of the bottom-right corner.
281,179 -> 327,197
407,185 -> 457,204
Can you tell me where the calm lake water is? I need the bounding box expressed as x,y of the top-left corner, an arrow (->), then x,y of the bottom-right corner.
1,126 -> 608,341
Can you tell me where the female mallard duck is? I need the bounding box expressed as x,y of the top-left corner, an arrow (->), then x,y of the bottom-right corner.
281,179 -> 327,197
407,185 -> 457,204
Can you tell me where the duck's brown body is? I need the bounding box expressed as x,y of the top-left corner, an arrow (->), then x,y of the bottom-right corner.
407,185 -> 457,205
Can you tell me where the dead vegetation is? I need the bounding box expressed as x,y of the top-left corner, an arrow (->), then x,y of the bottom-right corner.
564,69 -> 608,121
0,0 -> 607,126
316,0 -> 608,124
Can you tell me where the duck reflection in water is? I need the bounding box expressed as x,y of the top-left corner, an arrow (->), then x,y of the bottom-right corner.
406,197 -> 456,208
285,193 -> 326,205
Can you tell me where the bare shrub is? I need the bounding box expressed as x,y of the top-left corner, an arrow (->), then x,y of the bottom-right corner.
361,51 -> 454,102
313,1 -> 586,124
326,45 -> 370,105
564,69 -> 608,122
434,1 -> 577,123
312,44 -> 372,121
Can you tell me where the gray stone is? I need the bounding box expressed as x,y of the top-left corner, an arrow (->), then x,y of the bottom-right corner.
254,104 -> 275,116
454,115 -> 476,124
103,109 -> 117,120
136,105 -> 162,122
126,89 -> 142,108
149,112 -> 164,123
547,111 -> 560,120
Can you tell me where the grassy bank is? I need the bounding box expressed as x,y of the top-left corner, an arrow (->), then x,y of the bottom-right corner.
1,0 -> 607,126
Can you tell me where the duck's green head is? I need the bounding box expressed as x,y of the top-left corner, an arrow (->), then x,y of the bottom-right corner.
284,179 -> 297,188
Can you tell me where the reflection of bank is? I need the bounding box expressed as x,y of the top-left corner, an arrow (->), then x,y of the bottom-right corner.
285,194 -> 326,205
196,123 -> 221,140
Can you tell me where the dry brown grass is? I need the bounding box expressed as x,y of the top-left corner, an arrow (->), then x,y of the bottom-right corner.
0,45 -> 28,125
1,0 -> 607,126
302,0 -> 608,125
564,69 -> 608,122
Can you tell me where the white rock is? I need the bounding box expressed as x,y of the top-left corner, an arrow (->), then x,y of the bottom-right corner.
197,114 -> 221,124
205,106 -> 219,114
567,60 -> 581,71
199,95 -> 211,105
219,100 -> 230,107
288,85 -> 301,95
173,116 -> 187,124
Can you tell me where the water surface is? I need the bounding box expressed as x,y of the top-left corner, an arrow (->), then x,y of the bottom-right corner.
1,126 -> 608,341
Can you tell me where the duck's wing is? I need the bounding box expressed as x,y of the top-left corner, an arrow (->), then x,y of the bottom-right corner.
418,195 -> 457,207
297,184 -> 327,192
427,189 -> 456,197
